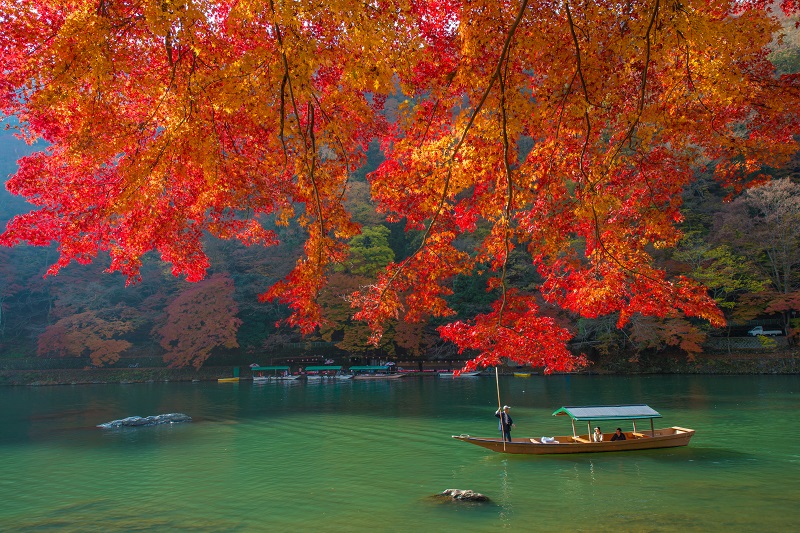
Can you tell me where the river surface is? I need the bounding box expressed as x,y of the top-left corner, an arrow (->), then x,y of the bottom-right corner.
1,375 -> 798,531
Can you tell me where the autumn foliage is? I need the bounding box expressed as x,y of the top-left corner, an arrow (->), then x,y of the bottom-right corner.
156,274 -> 242,368
38,310 -> 134,366
2,1 -> 800,372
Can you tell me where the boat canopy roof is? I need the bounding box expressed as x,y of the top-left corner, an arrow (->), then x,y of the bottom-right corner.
304,366 -> 342,371
349,365 -> 391,371
552,404 -> 662,421
251,366 -> 290,371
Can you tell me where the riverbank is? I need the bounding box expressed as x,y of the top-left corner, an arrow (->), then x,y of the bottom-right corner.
1,349 -> 797,385
588,348 -> 798,375
0,366 -> 232,386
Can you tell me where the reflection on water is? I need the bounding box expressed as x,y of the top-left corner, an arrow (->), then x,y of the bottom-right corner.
0,375 -> 798,531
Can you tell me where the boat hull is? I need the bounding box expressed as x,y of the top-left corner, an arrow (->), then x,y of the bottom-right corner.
452,427 -> 694,454
217,377 -> 240,383
437,371 -> 482,378
352,373 -> 405,380
253,375 -> 301,382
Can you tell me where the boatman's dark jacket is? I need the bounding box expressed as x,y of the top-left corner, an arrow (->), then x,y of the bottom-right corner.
495,411 -> 513,430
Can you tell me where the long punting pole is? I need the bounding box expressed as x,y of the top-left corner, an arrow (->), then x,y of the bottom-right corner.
495,366 -> 505,451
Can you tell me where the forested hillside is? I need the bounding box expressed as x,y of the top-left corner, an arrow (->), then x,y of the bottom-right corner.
1,2 -> 799,372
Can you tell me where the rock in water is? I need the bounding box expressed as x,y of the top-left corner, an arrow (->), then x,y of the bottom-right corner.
97,413 -> 192,429
440,489 -> 489,502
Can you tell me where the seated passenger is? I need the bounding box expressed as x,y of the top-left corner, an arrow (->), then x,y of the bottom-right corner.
610,427 -> 627,441
592,426 -> 603,442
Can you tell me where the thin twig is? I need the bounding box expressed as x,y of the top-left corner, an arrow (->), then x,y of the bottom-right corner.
368,0 -> 531,310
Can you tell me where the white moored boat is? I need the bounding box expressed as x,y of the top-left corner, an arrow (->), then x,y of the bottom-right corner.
251,366 -> 301,382
304,365 -> 344,380
437,371 -> 482,377
349,366 -> 405,380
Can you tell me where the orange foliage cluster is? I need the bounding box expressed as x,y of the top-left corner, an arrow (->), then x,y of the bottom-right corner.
37,311 -> 134,366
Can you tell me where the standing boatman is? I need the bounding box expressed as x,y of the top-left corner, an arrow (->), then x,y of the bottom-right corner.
495,405 -> 515,442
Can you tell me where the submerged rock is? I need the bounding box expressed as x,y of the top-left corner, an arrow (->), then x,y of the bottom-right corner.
97,413 -> 192,429
439,489 -> 490,502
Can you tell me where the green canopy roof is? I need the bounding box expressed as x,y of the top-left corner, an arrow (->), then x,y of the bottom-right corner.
251,366 -> 290,371
304,366 -> 342,371
348,366 -> 391,371
552,405 -> 662,421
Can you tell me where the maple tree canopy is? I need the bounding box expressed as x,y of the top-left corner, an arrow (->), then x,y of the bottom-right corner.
2,0 -> 799,373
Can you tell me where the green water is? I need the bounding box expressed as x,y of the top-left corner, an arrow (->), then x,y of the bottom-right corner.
1,375 -> 798,531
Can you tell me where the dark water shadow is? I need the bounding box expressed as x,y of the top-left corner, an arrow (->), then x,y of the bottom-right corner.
647,446 -> 753,459
491,445 -> 756,468
647,446 -> 759,468
27,406 -> 111,421
0,417 -> 203,449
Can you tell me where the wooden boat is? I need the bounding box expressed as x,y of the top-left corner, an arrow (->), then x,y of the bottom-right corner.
437,371 -> 482,378
251,366 -> 300,382
513,372 -> 535,377
304,366 -> 343,380
452,404 -> 694,455
217,377 -> 240,383
350,366 -> 405,380
306,365 -> 353,381
353,373 -> 404,380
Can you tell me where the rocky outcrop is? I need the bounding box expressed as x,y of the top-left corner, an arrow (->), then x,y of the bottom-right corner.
97,413 -> 192,429
439,489 -> 490,502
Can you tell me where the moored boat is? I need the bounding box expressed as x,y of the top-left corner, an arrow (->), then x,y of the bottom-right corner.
304,366 -> 343,380
251,366 -> 300,382
453,404 -> 694,455
437,371 -> 483,377
350,366 -> 405,380
217,377 -> 240,383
